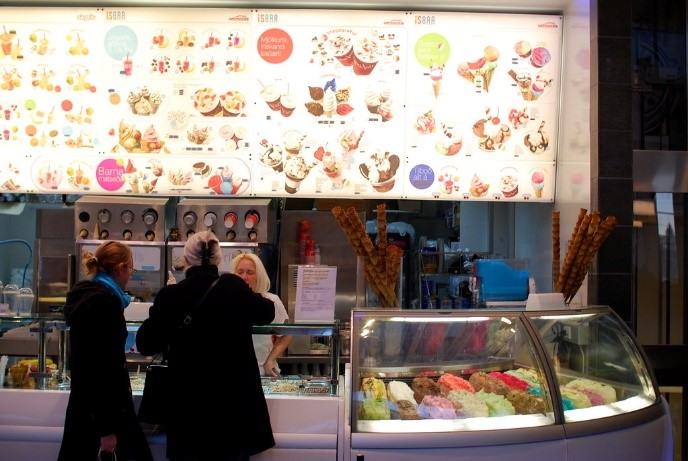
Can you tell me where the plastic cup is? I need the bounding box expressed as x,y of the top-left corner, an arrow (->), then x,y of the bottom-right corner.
123,58 -> 133,76
208,175 -> 223,194
280,94 -> 296,117
352,37 -> 380,76
261,85 -> 282,111
3,284 -> 19,315
17,288 -> 34,317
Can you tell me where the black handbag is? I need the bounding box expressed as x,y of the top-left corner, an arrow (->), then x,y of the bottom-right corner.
137,277 -> 220,425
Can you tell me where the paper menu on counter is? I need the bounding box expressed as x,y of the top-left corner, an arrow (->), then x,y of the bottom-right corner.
294,265 -> 337,321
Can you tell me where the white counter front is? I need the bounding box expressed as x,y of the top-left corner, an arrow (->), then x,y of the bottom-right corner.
0,380 -> 344,461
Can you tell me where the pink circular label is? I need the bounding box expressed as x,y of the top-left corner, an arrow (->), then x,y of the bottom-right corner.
95,158 -> 125,191
257,28 -> 293,64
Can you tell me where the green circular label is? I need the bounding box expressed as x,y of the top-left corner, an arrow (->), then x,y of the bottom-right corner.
414,33 -> 450,68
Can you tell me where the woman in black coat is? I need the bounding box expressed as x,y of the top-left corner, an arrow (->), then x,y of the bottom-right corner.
136,231 -> 276,461
58,241 -> 153,461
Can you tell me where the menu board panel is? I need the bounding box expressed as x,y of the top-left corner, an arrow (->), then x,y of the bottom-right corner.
0,7 -> 561,201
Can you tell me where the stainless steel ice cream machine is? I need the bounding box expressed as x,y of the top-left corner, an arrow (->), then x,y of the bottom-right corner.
167,198 -> 277,282
73,196 -> 171,301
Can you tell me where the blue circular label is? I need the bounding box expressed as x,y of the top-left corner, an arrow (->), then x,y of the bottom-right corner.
104,25 -> 138,61
408,164 -> 434,190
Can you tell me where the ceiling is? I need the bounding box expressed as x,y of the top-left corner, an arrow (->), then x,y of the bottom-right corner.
1,0 -> 571,14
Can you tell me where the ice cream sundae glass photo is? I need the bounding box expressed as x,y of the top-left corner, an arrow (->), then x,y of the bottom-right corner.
284,155 -> 316,194
434,123 -> 462,156
359,150 -> 400,193
472,107 -> 511,151
283,130 -> 305,156
499,167 -> 520,198
259,140 -> 284,172
524,121 -> 549,154
320,150 -> 345,189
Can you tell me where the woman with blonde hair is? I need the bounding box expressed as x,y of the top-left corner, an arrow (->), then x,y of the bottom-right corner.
229,252 -> 292,377
58,240 -> 153,461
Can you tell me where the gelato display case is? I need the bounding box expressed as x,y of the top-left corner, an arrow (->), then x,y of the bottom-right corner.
345,307 -> 672,461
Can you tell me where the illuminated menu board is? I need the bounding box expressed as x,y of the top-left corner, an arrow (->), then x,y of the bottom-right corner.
0,7 -> 561,201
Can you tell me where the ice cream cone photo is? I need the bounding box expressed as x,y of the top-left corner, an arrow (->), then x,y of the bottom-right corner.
429,64 -> 444,98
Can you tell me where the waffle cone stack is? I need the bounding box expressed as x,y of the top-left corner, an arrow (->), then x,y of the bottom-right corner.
332,203 -> 403,308
552,208 -> 618,303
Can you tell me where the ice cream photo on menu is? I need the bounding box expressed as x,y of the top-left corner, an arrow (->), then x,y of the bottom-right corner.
413,32 -> 450,99
457,37 -> 499,92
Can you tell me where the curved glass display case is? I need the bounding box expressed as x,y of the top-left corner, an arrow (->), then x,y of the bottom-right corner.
350,306 -> 659,432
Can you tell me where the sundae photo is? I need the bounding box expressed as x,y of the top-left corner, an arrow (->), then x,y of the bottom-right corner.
508,107 -> 530,130
415,110 -> 437,134
435,123 -> 462,156
469,174 -> 489,197
359,150 -> 400,193
508,69 -> 553,101
193,87 -> 246,117
500,168 -> 519,198
524,121 -> 549,153
187,124 -> 210,145
259,140 -> 284,172
472,108 -> 511,151
457,44 -> 499,92
116,121 -> 167,153
127,86 -> 163,115
320,149 -> 345,189
284,155 -> 316,194
283,130 -> 305,156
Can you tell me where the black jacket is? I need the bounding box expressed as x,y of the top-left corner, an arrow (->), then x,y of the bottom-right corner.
136,266 -> 276,460
58,280 -> 153,461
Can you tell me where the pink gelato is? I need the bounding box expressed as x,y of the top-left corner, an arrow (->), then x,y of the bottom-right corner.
417,395 -> 456,420
530,47 -> 551,68
438,373 -> 475,394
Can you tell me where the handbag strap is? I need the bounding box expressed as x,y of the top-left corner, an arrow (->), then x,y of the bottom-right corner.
181,275 -> 220,328
151,276 -> 220,366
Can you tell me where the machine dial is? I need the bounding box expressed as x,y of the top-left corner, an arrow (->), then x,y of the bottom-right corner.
121,210 -> 135,225
183,212 -> 197,226
97,209 -> 111,224
204,212 -> 218,227
142,209 -> 158,226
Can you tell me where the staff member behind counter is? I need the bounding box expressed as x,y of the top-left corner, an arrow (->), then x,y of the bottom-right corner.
229,252 -> 292,377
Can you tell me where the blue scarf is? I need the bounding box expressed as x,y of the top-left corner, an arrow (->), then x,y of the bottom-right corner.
92,272 -> 132,310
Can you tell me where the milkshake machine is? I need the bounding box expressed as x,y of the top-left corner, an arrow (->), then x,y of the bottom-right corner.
168,198 -> 278,285
73,196 -> 171,302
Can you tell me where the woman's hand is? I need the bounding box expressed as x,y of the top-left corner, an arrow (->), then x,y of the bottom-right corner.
263,359 -> 280,377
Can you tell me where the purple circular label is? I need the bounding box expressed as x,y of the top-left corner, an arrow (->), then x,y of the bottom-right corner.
95,158 -> 125,191
408,164 -> 434,190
